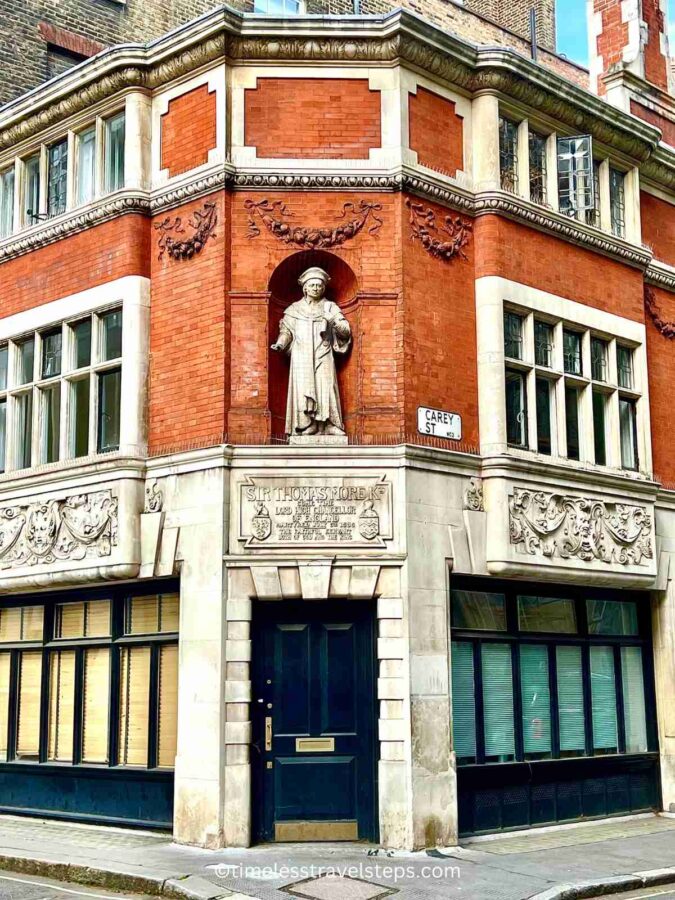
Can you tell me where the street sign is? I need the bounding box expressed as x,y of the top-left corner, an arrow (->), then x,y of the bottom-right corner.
417,406 -> 462,440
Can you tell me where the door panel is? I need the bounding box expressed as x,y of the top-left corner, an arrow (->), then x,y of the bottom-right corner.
253,601 -> 376,843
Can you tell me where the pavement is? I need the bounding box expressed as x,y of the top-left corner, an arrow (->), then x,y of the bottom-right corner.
2,813 -> 675,900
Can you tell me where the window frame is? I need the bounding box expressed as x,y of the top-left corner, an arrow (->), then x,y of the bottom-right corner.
450,577 -> 657,769
0,581 -> 179,771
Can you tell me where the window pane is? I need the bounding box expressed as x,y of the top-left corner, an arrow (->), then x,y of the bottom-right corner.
0,608 -> 20,642
452,591 -> 506,631
506,370 -> 527,447
591,338 -> 608,381
124,594 -> 180,635
565,385 -> 580,460
0,345 -> 7,391
518,596 -> 577,633
70,378 -> 90,458
77,127 -> 96,206
73,319 -> 92,368
617,346 -> 633,389
118,645 -> 150,766
105,113 -> 125,193
16,392 -> 33,469
85,600 -> 111,638
55,600 -> 110,639
451,642 -> 476,764
609,167 -> 626,238
563,330 -> 582,375
592,390 -> 606,466
0,398 -> 6,473
0,652 -> 9,760
621,646 -> 648,753
24,154 -> 41,225
504,312 -> 523,359
98,368 -> 121,452
535,377 -> 552,455
499,117 -> 519,194
22,606 -> 43,640
0,168 -> 15,239
520,645 -> 551,759
157,644 -> 179,768
47,139 -> 68,217
529,131 -> 547,205
587,599 -> 638,636
482,643 -> 515,762
557,645 -> 586,757
82,648 -> 110,764
557,135 -> 594,216
619,398 -> 638,470
534,321 -> 552,367
591,645 -> 618,754
41,329 -> 62,378
17,338 -> 34,384
40,384 -> 61,464
47,650 -> 75,762
101,310 -> 122,361
16,651 -> 42,759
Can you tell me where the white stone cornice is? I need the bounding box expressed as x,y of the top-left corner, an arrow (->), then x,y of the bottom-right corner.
646,260 -> 675,292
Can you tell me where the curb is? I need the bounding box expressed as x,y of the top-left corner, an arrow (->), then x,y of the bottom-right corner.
0,852 -> 257,900
528,866 -> 675,900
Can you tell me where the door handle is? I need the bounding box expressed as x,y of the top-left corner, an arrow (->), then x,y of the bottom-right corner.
265,716 -> 272,752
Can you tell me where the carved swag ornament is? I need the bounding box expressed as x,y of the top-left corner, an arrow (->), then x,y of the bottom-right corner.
0,491 -> 118,569
406,199 -> 472,261
509,488 -> 653,566
245,198 -> 382,248
645,286 -> 675,339
155,201 -> 217,261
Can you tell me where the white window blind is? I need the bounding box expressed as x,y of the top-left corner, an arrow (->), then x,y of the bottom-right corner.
520,644 -> 551,758
556,645 -> 586,755
82,648 -> 110,764
118,646 -> 151,766
621,646 -> 648,753
591,645 -> 618,752
157,644 -> 179,769
16,651 -> 42,759
482,643 -> 515,762
0,652 -> 9,760
451,641 -> 476,762
48,650 -> 76,762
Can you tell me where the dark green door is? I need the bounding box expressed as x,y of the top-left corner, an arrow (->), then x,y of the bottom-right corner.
252,601 -> 377,843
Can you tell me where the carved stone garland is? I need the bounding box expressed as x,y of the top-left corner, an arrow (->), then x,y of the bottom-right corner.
155,201 -> 217,261
645,286 -> 675,339
245,198 -> 382,248
0,491 -> 118,569
509,488 -> 653,566
406,199 -> 471,261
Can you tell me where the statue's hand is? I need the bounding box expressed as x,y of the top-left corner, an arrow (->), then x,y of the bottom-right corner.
271,343 -> 281,351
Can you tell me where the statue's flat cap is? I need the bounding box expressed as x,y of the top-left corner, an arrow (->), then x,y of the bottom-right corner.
298,266 -> 330,285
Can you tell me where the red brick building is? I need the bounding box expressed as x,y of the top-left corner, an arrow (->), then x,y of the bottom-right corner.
0,0 -> 673,849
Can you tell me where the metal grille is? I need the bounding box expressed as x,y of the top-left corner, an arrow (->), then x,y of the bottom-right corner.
48,139 -> 68,218
499,117 -> 519,194
529,130 -> 548,205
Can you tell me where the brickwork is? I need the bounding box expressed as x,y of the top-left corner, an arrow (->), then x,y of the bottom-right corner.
148,193 -> 228,455
161,85 -> 217,178
646,285 -> 675,485
592,0 -> 670,95
408,87 -> 464,177
641,191 -> 675,267
630,100 -> 675,148
593,0 -> 630,96
643,0 -> 669,91
465,0 -> 555,50
0,215 -> 150,318
473,215 -> 645,321
244,79 -> 382,160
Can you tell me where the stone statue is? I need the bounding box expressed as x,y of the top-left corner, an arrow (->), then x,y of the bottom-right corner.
271,267 -> 351,439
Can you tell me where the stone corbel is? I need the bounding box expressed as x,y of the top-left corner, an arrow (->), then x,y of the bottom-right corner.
140,481 -> 179,578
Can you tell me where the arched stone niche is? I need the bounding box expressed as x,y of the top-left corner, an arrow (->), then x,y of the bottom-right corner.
267,250 -> 359,439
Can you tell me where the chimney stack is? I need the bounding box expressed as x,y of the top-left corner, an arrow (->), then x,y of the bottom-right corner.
588,0 -> 671,95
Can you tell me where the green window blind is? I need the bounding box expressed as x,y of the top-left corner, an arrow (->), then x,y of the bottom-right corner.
451,641 -> 476,763
621,646 -> 648,753
590,645 -> 618,752
482,643 -> 515,762
557,645 -> 586,755
520,644 -> 551,758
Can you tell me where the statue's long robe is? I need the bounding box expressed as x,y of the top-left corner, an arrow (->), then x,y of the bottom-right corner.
276,298 -> 351,435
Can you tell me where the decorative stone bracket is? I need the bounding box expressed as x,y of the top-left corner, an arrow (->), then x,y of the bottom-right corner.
155,201 -> 217,260
509,488 -> 653,566
406,198 -> 471,261
245,198 -> 383,248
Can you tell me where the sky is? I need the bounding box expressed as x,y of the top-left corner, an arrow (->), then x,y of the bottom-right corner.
555,0 -> 675,66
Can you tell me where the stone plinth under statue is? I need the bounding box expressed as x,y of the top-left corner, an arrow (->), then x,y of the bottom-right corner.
271,266 -> 351,444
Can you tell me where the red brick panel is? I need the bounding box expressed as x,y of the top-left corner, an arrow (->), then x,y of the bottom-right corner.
148,194 -> 228,455
474,215 -> 645,321
630,101 -> 675,149
244,78 -> 381,159
593,0 -> 630,95
646,286 -> 675,485
409,87 -> 464,177
642,0 -> 669,91
0,215 -> 151,318
161,85 -> 217,179
641,191 -> 675,268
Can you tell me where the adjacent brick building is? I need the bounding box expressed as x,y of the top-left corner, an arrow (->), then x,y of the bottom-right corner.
0,0 -> 673,856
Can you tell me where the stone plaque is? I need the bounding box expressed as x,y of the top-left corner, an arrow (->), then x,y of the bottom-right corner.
239,475 -> 393,548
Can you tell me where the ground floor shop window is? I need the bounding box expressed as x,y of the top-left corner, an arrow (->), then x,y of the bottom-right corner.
451,581 -> 655,767
0,585 -> 179,769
